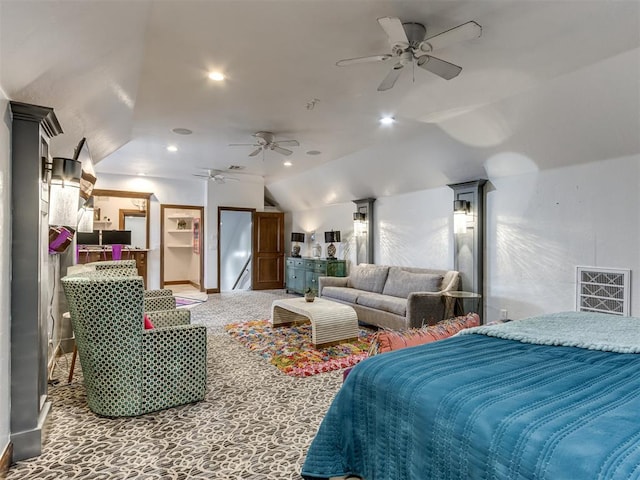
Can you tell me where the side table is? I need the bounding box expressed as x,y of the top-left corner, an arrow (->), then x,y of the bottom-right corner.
443,291 -> 482,317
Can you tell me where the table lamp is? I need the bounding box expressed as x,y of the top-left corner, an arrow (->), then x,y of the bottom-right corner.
291,232 -> 305,257
324,230 -> 341,259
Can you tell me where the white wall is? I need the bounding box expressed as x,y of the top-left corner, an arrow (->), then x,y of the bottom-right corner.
486,154 -> 640,321
94,173 -> 265,290
288,202 -> 357,268
0,89 -> 11,459
94,173 -> 205,289
289,155 -> 640,322
205,177 -> 264,290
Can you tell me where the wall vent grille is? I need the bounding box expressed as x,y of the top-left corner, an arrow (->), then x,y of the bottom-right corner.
576,266 -> 630,316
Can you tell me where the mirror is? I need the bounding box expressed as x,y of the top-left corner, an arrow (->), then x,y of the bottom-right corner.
91,189 -> 151,249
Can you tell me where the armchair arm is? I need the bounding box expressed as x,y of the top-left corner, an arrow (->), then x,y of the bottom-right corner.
142,324 -> 207,411
146,309 -> 191,328
406,292 -> 446,328
144,289 -> 174,298
144,295 -> 176,312
318,276 -> 348,296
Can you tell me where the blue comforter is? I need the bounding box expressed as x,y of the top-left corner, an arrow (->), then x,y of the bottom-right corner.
302,332 -> 640,479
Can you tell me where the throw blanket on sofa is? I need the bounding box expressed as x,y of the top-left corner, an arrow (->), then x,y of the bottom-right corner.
302,311 -> 640,480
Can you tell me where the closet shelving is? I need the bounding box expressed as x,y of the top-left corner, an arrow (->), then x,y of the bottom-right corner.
166,214 -> 193,248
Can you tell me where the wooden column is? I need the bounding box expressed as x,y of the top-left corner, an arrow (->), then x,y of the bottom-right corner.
10,102 -> 62,461
448,180 -> 486,323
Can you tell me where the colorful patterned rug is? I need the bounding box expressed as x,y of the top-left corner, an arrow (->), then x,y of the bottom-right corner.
175,294 -> 207,308
225,319 -> 374,377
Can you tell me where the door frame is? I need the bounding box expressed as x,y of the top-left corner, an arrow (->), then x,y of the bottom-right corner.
217,206 -> 256,292
160,204 -> 205,290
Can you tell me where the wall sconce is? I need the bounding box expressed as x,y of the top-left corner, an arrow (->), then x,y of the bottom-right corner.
353,211 -> 367,237
453,199 -> 471,234
77,196 -> 94,233
324,230 -> 341,259
291,232 -> 305,258
48,157 -> 82,227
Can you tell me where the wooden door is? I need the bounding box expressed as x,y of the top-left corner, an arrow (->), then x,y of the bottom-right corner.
252,211 -> 285,290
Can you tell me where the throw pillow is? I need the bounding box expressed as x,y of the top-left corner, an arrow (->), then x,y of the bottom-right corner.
368,313 -> 480,356
382,268 -> 443,299
143,314 -> 155,330
347,264 -> 390,293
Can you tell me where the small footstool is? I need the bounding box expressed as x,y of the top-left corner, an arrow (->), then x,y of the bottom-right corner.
271,297 -> 358,347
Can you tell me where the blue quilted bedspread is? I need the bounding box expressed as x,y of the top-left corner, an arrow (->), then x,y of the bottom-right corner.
302,328 -> 640,479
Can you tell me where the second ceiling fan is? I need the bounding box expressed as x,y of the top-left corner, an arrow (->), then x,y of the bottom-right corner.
337,17 -> 482,91
229,131 -> 299,157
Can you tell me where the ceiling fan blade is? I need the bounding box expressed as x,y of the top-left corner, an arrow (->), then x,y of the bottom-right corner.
416,55 -> 462,80
336,54 -> 392,67
229,143 -> 258,147
249,148 -> 262,157
377,17 -> 409,47
272,146 -> 293,156
276,140 -> 299,146
192,174 -> 210,178
419,21 -> 482,52
377,64 -> 404,91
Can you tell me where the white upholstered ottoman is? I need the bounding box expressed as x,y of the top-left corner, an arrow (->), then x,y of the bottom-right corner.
271,297 -> 358,347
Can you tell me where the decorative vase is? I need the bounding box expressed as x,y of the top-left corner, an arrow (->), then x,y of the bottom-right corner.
312,242 -> 322,258
304,291 -> 315,302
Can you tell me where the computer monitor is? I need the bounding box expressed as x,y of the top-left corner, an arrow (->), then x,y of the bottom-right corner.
76,230 -> 100,245
101,230 -> 132,245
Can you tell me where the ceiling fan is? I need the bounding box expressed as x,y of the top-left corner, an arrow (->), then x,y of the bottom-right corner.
336,17 -> 482,91
192,169 -> 240,183
229,131 -> 299,157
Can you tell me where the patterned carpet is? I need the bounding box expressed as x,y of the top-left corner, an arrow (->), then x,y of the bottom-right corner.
8,290 -> 348,480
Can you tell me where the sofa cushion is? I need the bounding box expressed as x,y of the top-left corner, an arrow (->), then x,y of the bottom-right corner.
347,265 -> 390,293
322,286 -> 362,303
382,267 -> 443,299
368,313 -> 481,356
356,292 -> 407,317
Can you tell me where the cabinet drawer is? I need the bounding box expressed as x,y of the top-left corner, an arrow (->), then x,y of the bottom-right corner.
303,260 -> 316,269
314,263 -> 328,274
287,258 -> 305,267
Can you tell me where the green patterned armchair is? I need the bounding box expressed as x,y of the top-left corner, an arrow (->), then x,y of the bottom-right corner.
69,261 -> 176,303
61,274 -> 207,417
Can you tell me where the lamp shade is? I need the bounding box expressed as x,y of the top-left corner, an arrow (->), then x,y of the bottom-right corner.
324,231 -> 341,243
49,157 -> 82,227
291,232 -> 305,243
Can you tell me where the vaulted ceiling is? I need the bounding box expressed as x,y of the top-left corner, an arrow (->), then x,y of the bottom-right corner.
1,1 -> 639,210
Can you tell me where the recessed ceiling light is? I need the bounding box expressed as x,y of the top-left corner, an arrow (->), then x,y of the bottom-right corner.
379,116 -> 395,125
172,127 -> 193,135
208,71 -> 225,81
283,161 -> 292,167
306,150 -> 321,156
167,145 -> 178,152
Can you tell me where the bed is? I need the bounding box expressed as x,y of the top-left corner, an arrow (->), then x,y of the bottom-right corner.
301,311 -> 640,480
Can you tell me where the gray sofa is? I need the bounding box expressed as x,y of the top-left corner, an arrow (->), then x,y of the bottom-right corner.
318,264 -> 460,330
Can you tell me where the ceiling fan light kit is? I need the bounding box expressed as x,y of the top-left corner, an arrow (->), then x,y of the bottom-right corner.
336,16 -> 482,91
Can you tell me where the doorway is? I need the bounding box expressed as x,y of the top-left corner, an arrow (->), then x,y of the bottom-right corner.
218,208 -> 254,292
160,204 -> 204,290
119,210 -> 146,249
